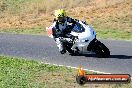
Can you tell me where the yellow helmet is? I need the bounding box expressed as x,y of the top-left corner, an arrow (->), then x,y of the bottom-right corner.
54,9 -> 66,19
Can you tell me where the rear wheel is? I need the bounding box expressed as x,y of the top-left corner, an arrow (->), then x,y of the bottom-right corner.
64,42 -> 74,54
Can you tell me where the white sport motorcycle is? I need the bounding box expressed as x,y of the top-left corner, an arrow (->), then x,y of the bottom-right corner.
46,21 -> 110,58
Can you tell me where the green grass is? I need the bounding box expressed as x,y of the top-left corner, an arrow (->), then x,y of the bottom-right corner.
0,27 -> 46,35
0,55 -> 131,88
0,27 -> 132,40
95,28 -> 132,40
0,56 -> 76,88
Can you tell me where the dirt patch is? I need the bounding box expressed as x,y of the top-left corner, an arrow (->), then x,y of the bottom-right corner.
0,0 -> 131,33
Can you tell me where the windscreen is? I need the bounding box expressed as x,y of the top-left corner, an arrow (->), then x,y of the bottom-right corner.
72,22 -> 85,33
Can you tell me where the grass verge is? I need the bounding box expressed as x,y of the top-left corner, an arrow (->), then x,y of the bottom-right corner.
0,27 -> 46,35
0,55 -> 131,88
0,27 -> 132,40
95,28 -> 132,40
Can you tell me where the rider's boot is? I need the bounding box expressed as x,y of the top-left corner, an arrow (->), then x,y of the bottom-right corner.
74,47 -> 80,55
60,49 -> 66,54
70,47 -> 80,55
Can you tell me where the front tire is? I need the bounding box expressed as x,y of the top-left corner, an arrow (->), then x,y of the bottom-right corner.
94,40 -> 110,58
88,39 -> 110,58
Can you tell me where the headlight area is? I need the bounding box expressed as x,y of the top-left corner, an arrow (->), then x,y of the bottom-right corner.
79,39 -> 89,43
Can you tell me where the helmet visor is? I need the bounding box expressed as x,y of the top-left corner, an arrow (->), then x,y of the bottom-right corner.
58,17 -> 65,23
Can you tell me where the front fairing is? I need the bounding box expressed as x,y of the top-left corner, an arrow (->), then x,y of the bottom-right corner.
70,21 -> 96,48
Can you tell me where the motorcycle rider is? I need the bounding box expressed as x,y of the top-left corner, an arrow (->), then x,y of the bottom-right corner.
52,9 -> 77,54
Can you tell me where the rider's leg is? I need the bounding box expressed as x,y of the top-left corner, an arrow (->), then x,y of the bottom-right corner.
55,38 -> 66,54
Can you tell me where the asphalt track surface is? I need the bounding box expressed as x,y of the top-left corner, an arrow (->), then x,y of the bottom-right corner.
0,33 -> 132,75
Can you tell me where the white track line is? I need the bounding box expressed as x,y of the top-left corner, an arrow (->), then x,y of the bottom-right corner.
43,62 -> 132,79
43,62 -> 111,74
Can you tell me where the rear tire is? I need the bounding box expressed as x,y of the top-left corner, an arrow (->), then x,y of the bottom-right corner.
64,42 -> 74,54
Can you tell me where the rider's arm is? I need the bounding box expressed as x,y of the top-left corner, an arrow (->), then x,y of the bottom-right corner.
67,17 -> 78,23
52,21 -> 62,38
66,17 -> 78,29
52,22 -> 57,38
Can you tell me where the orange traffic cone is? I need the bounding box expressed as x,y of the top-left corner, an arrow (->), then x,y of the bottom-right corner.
78,66 -> 86,76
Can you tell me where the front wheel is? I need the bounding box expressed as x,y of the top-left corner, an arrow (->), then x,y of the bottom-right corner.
91,39 -> 110,58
